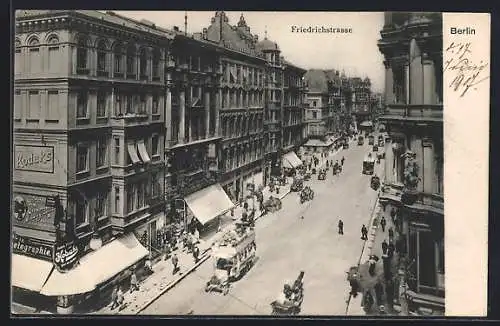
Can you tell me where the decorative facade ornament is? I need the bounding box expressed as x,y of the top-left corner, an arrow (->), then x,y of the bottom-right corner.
402,150 -> 420,191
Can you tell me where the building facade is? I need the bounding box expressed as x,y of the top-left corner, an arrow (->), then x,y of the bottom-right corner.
377,12 -> 444,314
13,10 -> 173,313
350,76 -> 373,129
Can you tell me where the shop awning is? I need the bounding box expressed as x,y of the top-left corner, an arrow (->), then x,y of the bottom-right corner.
137,140 -> 151,163
304,139 -> 333,147
184,184 -> 235,225
12,254 -> 54,292
282,152 -> 303,169
360,121 -> 373,127
127,143 -> 141,164
40,233 -> 148,296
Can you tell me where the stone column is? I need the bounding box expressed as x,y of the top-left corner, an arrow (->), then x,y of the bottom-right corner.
385,140 -> 394,185
404,63 -> 410,105
179,89 -> 186,143
205,91 -> 210,138
384,61 -> 394,105
422,53 -> 436,105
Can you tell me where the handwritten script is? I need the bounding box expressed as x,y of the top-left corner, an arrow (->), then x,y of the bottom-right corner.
444,42 -> 489,97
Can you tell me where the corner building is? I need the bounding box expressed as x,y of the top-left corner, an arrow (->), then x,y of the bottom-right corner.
377,12 -> 444,315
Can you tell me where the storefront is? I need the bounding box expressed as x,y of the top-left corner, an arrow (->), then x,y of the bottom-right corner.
184,183 -> 235,235
282,151 -> 303,176
303,139 -> 334,153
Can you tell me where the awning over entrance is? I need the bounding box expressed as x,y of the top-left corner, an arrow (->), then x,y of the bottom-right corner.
282,151 -> 303,169
184,184 -> 235,225
40,233 -> 148,296
137,140 -> 151,163
12,254 -> 54,292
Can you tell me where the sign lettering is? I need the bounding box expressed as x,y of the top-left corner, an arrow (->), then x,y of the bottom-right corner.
15,145 -> 54,173
13,194 -> 56,227
53,242 -> 79,272
12,233 -> 54,261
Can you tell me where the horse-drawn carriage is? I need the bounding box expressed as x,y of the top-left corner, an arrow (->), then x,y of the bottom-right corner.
317,170 -> 326,180
263,196 -> 282,213
370,175 -> 380,190
300,186 -> 314,204
270,271 -> 305,315
291,176 -> 304,192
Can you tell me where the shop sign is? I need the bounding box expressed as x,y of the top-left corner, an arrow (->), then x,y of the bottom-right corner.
12,233 -> 54,261
53,242 -> 79,272
14,145 -> 54,173
12,193 -> 56,228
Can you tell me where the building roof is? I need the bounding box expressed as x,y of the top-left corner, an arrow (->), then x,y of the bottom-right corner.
304,69 -> 329,93
257,38 -> 280,51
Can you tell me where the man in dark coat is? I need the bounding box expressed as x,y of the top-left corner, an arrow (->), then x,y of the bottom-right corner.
387,240 -> 395,259
380,216 -> 387,232
338,219 -> 344,235
381,239 -> 388,256
361,225 -> 368,240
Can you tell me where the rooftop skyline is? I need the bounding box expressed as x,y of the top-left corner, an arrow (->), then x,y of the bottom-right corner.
110,11 -> 385,93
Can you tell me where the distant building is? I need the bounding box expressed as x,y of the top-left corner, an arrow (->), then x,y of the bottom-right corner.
378,12 -> 444,315
350,76 -> 373,129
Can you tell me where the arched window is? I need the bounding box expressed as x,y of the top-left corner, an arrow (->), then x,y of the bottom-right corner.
113,43 -> 124,76
76,36 -> 89,73
152,49 -> 161,80
126,44 -> 136,78
27,36 -> 41,73
47,35 -> 60,72
97,40 -> 108,76
139,48 -> 148,79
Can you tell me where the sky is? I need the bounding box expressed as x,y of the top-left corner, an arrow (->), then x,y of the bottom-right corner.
112,11 -> 385,93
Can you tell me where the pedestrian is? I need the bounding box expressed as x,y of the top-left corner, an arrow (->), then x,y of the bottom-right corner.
192,245 -> 200,263
388,240 -> 395,258
171,253 -> 179,275
129,269 -> 139,293
361,224 -> 368,240
116,286 -> 124,307
381,239 -> 388,256
341,156 -> 345,166
338,219 -> 344,235
388,227 -> 394,243
110,285 -> 119,310
163,241 -> 171,260
380,216 -> 386,232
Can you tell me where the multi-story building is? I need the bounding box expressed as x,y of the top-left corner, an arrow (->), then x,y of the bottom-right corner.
377,12 -> 444,314
325,70 -> 342,136
13,10 -> 171,313
340,71 -> 354,133
282,61 -> 307,164
351,76 -> 373,131
303,70 -> 330,153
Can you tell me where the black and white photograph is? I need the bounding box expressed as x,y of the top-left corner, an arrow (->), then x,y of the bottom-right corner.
10,10 -> 489,317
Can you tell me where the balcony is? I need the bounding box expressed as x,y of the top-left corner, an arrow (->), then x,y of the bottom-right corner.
111,112 -> 149,128
382,104 -> 443,123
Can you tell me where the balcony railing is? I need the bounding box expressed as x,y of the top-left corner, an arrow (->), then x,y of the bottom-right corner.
383,104 -> 443,121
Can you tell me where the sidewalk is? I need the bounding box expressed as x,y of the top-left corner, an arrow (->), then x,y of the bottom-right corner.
94,177 -> 292,315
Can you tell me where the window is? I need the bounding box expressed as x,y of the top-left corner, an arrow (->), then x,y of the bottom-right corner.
14,90 -> 22,120
152,94 -> 159,115
312,111 -> 317,119
28,91 -> 40,119
437,238 -> 444,274
114,44 -> 123,74
75,199 -> 88,226
152,49 -> 160,79
113,137 -> 121,164
96,138 -> 107,168
28,37 -> 41,73
139,48 -> 148,78
115,91 -> 123,116
151,134 -> 159,157
139,94 -> 147,114
126,45 -> 136,78
97,91 -> 107,117
95,192 -> 107,218
97,40 -> 108,76
126,184 -> 135,213
114,186 -> 120,214
47,91 -> 59,120
151,172 -> 161,197
136,181 -> 144,209
15,39 -> 21,74
76,143 -> 89,173
76,37 -> 88,72
76,92 -> 88,119
125,94 -> 133,114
